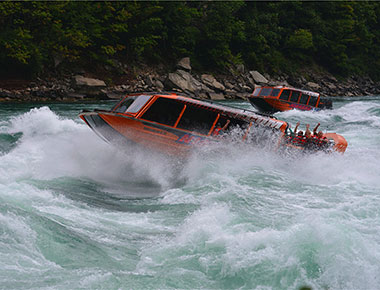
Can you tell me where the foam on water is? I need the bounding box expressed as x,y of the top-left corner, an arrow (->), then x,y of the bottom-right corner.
1,98 -> 380,289
0,106 -> 180,192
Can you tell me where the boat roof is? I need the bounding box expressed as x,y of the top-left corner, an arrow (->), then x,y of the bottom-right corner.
255,86 -> 320,97
132,92 -> 287,130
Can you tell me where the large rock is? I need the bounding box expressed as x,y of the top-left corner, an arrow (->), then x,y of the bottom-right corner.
249,71 -> 268,84
73,75 -> 107,97
306,82 -> 321,90
166,70 -> 203,94
223,80 -> 235,90
236,64 -> 245,74
154,79 -> 164,91
201,74 -> 225,91
176,57 -> 191,71
73,75 -> 106,88
208,92 -> 225,100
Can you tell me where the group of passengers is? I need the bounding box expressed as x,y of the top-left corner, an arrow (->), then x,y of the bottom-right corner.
288,122 -> 329,149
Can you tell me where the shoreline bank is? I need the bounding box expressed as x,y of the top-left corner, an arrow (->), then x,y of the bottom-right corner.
1,58 -> 379,103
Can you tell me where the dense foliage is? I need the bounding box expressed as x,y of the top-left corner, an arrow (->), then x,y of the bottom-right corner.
0,1 -> 379,79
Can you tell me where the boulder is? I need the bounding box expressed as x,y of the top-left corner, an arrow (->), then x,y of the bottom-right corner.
306,82 -> 320,90
165,70 -> 203,94
176,57 -> 191,71
241,85 -> 252,92
154,79 -> 164,91
235,93 -> 248,100
325,82 -> 337,90
249,71 -> 268,84
144,75 -> 154,87
73,75 -> 106,88
223,80 -> 235,90
197,92 -> 209,99
104,92 -> 126,99
67,92 -> 86,99
236,64 -> 245,74
201,74 -> 225,91
269,80 -> 289,87
208,92 -> 225,100
247,76 -> 257,88
72,75 -> 107,97
0,89 -> 13,98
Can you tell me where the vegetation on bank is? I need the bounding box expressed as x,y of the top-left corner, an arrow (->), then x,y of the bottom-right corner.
0,1 -> 379,80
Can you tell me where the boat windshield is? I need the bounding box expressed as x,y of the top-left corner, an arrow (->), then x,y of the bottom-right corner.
113,95 -> 152,113
252,88 -> 261,96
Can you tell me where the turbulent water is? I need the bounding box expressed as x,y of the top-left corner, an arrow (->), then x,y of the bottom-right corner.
1,97 -> 380,290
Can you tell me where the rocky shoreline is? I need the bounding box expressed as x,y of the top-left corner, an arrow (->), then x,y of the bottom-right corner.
1,57 -> 379,102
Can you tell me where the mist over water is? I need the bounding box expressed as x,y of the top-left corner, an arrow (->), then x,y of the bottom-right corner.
1,97 -> 380,289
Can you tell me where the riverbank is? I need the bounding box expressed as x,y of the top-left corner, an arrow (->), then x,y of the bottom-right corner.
1,58 -> 379,102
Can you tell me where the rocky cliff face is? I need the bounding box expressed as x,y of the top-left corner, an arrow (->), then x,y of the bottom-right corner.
1,57 -> 379,102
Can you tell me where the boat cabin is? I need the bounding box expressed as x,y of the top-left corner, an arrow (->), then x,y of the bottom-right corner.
111,93 -> 286,138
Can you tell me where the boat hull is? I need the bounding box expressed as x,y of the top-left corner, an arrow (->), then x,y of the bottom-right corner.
80,111 -> 212,156
324,133 -> 348,153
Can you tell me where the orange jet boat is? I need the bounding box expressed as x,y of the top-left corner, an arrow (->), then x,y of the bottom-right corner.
79,92 -> 347,156
248,86 -> 333,113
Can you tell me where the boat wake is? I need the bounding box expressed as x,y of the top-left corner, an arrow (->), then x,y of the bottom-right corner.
0,107 -> 184,196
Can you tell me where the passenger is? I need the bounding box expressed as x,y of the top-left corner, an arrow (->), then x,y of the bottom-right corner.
304,130 -> 327,150
313,123 -> 321,135
308,128 -> 322,150
317,130 -> 328,143
212,119 -> 230,136
212,127 -> 222,136
294,122 -> 300,135
222,119 -> 231,131
305,124 -> 311,138
292,130 -> 307,146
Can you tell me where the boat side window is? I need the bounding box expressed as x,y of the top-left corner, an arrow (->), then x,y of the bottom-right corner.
308,96 -> 318,107
113,96 -> 137,113
299,93 -> 309,105
252,88 -> 261,96
126,95 -> 152,113
259,88 -> 272,96
279,89 -> 291,100
225,118 -> 249,139
215,116 -> 230,130
290,91 -> 300,102
177,104 -> 218,135
216,116 -> 247,133
141,97 -> 184,126
228,118 -> 247,131
270,89 -> 281,97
